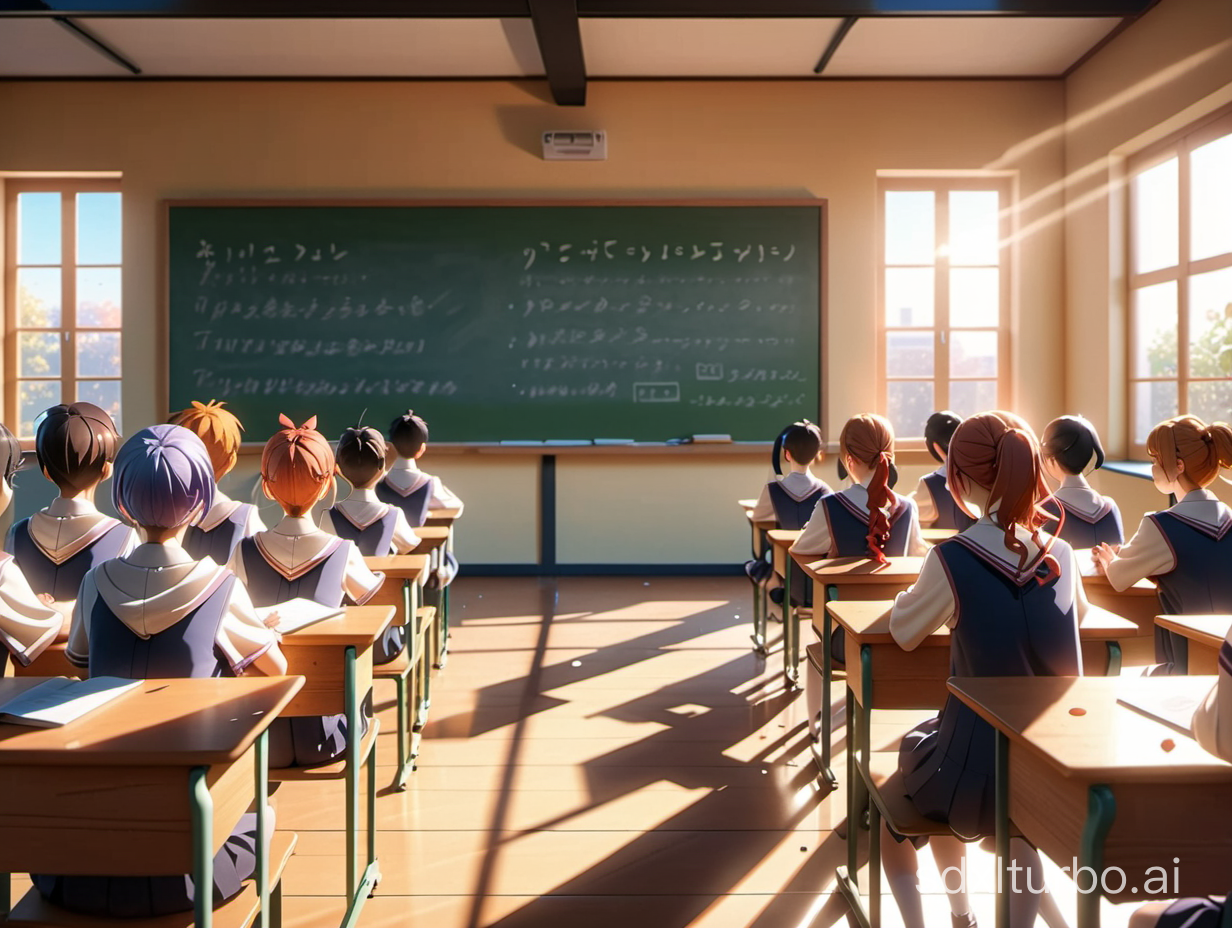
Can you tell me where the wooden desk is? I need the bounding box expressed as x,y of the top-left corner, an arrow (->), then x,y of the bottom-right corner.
423,506 -> 461,528
0,675 -> 302,928
1156,614 -> 1230,675
921,527 -> 959,545
10,642 -> 78,680
948,675 -> 1232,928
277,605 -> 394,928
409,526 -> 452,666
410,525 -> 450,558
365,555 -> 431,789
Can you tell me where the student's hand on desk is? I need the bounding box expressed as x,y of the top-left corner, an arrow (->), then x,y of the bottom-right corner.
1091,542 -> 1119,575
262,609 -> 282,630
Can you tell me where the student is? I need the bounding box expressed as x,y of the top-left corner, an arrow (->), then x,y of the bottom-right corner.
322,424 -> 419,664
750,420 -> 832,528
228,414 -> 384,767
1039,414 -> 1124,547
379,409 -> 462,588
790,413 -> 927,561
168,399 -> 266,563
5,402 -> 136,631
0,421 -> 63,676
911,410 -> 976,531
1093,415 -> 1232,673
886,411 -> 1091,928
1129,629 -> 1232,928
44,424 -> 285,918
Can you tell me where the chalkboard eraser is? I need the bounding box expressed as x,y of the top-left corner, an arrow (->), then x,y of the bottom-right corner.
544,439 -> 593,447
691,433 -> 734,443
499,440 -> 545,446
593,438 -> 635,446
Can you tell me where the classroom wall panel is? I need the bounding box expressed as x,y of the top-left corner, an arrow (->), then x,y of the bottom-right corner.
1064,0 -> 1232,454
0,77 -> 1067,564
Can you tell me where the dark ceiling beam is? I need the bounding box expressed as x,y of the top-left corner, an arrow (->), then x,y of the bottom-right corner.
813,14 -> 855,74
53,15 -> 142,71
528,0 -> 585,105
0,0 -> 1154,15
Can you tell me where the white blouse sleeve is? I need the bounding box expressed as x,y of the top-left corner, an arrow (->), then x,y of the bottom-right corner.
912,475 -> 938,525
66,571 -> 98,668
750,483 -> 776,523
215,580 -> 282,675
889,546 -> 957,650
245,506 -> 268,536
429,476 -> 464,514
342,541 -> 385,605
1192,627 -> 1232,762
390,509 -> 420,556
790,506 -> 832,558
902,500 -> 930,557
1104,516 -> 1174,591
225,544 -> 249,588
0,557 -> 62,667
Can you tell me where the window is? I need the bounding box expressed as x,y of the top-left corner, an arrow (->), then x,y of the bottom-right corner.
1128,109 -> 1232,452
878,177 -> 1011,440
4,180 -> 122,438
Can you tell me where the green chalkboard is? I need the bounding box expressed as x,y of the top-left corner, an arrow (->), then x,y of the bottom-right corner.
166,201 -> 823,442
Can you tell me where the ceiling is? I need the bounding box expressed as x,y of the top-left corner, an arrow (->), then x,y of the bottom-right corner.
0,1 -> 1159,104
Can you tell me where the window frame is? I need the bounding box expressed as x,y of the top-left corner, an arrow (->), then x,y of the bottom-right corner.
876,175 -> 1013,446
3,178 -> 123,439
1126,106 -> 1232,459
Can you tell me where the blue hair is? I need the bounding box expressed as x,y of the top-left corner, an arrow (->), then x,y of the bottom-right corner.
113,424 -> 216,530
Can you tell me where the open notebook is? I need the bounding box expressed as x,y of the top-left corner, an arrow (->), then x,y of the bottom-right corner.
1116,677 -> 1209,736
256,598 -> 344,635
0,676 -> 141,729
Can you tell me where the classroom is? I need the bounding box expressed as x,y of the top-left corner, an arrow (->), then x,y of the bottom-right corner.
0,0 -> 1231,925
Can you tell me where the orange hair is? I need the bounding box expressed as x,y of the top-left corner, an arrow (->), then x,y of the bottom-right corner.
261,414 -> 334,517
168,399 -> 244,482
839,414 -> 896,562
947,411 -> 1053,572
1146,415 -> 1232,489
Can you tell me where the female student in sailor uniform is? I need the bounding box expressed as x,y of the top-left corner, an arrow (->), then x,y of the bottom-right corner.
1129,619 -> 1232,928
0,421 -> 64,677
911,410 -> 976,532
46,424 -> 286,919
168,399 -> 266,563
885,412 -> 1097,928
747,420 -> 831,597
1094,415 -> 1232,673
228,415 -> 384,768
790,414 -> 927,666
5,403 -> 136,631
1039,415 -> 1124,548
321,424 -> 419,663
379,410 -> 462,588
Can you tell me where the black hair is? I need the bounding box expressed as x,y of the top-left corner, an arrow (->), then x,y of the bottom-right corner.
35,402 -> 120,493
772,420 -> 823,475
388,409 -> 429,459
1041,415 -> 1105,476
0,422 -> 22,488
336,425 -> 388,488
924,410 -> 963,463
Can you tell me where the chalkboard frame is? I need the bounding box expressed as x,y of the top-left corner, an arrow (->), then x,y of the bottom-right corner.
160,197 -> 828,446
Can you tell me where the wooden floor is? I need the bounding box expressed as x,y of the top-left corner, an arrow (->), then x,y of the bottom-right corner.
8,576 -> 1148,926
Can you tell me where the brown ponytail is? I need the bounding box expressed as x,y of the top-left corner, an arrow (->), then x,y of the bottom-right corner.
947,411 -> 1053,572
1147,416 -> 1232,488
839,414 -> 896,562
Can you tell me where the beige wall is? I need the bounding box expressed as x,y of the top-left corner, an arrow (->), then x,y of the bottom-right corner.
0,76 -> 1068,565
1063,0 -> 1232,454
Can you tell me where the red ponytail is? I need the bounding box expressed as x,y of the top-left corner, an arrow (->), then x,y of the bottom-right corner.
839,414 -> 897,564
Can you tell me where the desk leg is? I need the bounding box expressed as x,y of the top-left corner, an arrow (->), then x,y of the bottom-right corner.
818,585 -> 837,788
859,645 -> 877,927
439,581 -> 450,668
1105,641 -> 1122,677
190,765 -> 215,928
847,682 -> 859,884
995,730 -> 1009,928
783,555 -> 797,687
256,730 -> 270,928
1077,786 -> 1116,928
341,645 -> 381,928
